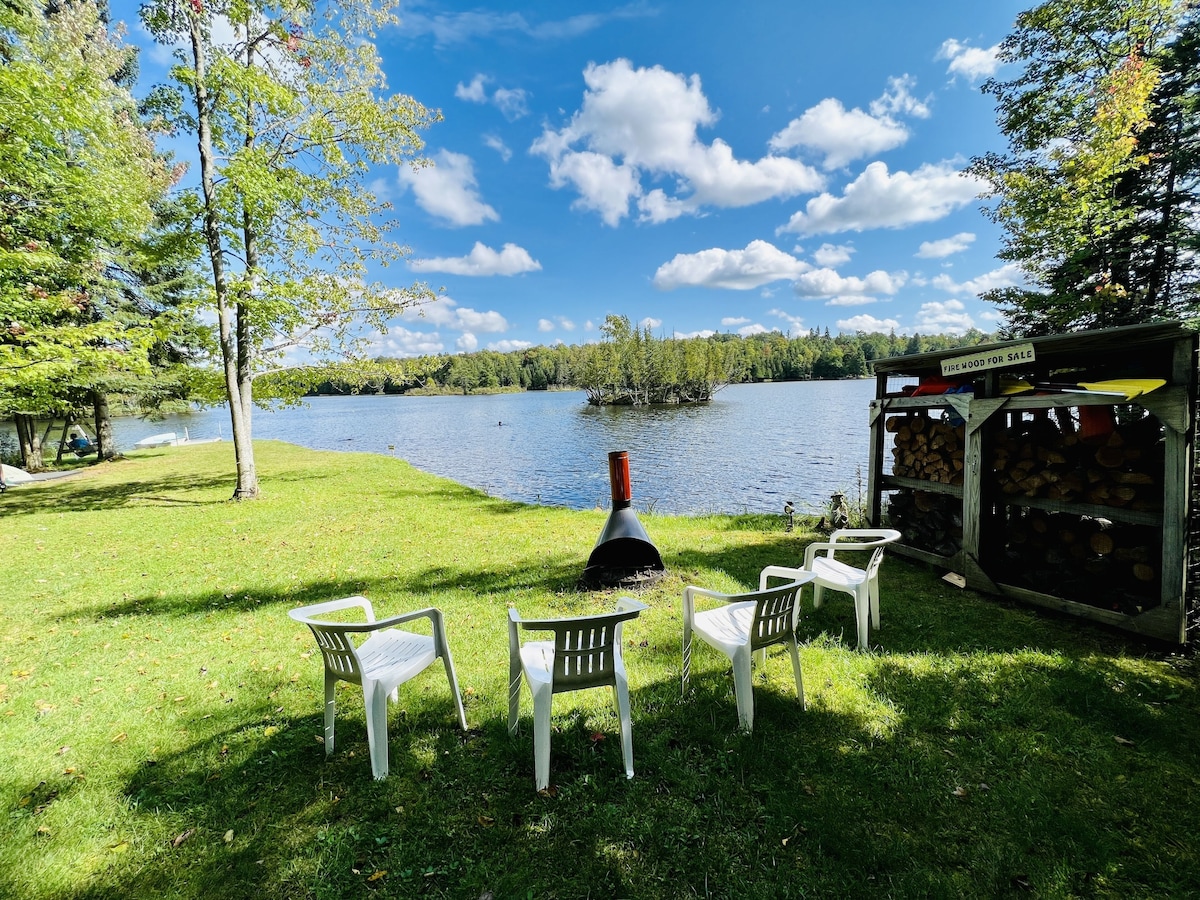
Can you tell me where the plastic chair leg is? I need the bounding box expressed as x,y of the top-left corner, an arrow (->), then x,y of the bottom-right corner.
730,647 -> 755,732
869,580 -> 881,628
363,681 -> 390,780
812,583 -> 826,608
531,684 -> 553,791
442,652 -> 468,731
323,672 -> 337,756
853,587 -> 869,648
681,627 -> 692,692
614,678 -> 634,779
507,663 -> 522,736
788,639 -> 806,711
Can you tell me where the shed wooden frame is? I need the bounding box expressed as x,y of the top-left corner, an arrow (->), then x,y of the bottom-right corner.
866,322 -> 1198,644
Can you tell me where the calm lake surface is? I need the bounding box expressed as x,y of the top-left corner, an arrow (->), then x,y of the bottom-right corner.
104,380 -> 876,516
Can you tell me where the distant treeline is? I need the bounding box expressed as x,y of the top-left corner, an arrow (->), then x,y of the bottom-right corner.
309,326 -> 995,398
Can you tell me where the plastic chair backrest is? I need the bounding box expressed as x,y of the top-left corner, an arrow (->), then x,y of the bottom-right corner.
864,546 -> 887,582
518,607 -> 642,693
749,582 -> 803,651
289,597 -> 378,685
306,621 -> 364,683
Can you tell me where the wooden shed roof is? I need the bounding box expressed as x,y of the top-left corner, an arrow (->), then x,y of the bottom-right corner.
872,321 -> 1196,377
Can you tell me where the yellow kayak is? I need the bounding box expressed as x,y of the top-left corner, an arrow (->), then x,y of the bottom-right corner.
1075,379 -> 1166,400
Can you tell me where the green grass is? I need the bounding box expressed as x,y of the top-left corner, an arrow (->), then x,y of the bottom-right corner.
1,441 -> 1197,899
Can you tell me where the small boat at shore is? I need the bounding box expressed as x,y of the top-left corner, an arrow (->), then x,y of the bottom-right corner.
133,428 -> 222,449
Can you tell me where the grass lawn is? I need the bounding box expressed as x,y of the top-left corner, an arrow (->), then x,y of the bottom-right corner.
1,441 -> 1197,899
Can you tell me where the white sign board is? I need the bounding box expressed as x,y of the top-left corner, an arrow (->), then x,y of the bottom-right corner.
941,343 -> 1035,377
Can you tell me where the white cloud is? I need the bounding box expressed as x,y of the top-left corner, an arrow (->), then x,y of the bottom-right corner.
738,323 -> 770,336
369,326 -> 444,357
779,161 -> 987,235
826,295 -> 879,307
410,242 -> 542,276
792,267 -> 907,298
537,318 -> 555,332
488,339 -> 534,352
931,262 -> 1023,296
769,98 -> 908,171
456,332 -> 479,352
913,298 -> 975,335
399,6 -> 656,49
455,74 -> 490,103
640,317 -> 663,330
937,39 -> 1002,81
813,243 -> 854,267
769,309 -> 806,331
769,75 -> 928,171
493,87 -> 530,121
397,150 -> 499,227
456,74 -> 530,120
837,314 -> 901,333
398,296 -> 509,333
916,232 -> 976,258
484,134 -> 512,161
653,240 -> 811,290
673,329 -> 717,339
532,59 -> 823,226
721,316 -> 750,326
537,316 -> 575,332
869,74 -> 931,119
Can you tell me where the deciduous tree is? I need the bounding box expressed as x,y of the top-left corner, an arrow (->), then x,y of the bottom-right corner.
141,0 -> 439,498
971,0 -> 1199,335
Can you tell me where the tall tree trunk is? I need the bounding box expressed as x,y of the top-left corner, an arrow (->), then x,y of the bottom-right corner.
189,11 -> 258,500
91,390 -> 115,461
14,414 -> 43,472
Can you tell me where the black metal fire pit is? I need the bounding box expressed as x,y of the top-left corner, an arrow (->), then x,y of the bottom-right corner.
581,450 -> 665,590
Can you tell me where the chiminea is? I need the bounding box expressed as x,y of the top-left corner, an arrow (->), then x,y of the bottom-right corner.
582,451 -> 665,589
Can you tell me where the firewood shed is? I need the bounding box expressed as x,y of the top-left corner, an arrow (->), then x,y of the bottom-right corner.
866,322 -> 1198,644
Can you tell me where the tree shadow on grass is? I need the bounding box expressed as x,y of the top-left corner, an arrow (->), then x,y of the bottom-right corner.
0,474 -> 234,516
77,552 -> 593,621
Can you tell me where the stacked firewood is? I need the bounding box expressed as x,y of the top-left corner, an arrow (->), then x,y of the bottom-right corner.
885,489 -> 962,557
992,411 -> 1163,512
1003,509 -> 1160,612
887,413 -> 965,485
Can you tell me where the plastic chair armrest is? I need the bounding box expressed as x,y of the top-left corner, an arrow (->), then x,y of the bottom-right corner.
759,565 -> 809,591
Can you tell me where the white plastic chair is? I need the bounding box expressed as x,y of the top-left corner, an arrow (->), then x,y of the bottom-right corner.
681,574 -> 814,731
289,596 -> 467,780
761,528 -> 901,649
508,598 -> 647,791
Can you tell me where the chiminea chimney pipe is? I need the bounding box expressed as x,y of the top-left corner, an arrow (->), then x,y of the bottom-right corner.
608,450 -> 632,509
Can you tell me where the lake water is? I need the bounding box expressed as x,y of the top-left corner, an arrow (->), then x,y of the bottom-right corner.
100,380 -> 876,516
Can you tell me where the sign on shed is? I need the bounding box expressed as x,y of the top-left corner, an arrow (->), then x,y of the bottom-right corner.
940,342 -> 1035,377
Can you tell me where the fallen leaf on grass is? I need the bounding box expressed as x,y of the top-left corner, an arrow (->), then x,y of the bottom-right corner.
367,871 -> 387,883
952,786 -> 969,798
1114,736 -> 1135,747
111,732 -> 127,744
477,815 -> 495,827
109,841 -> 130,853
224,830 -> 234,844
171,829 -> 195,848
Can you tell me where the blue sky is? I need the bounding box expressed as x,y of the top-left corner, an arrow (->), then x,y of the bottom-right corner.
120,0 -> 1030,357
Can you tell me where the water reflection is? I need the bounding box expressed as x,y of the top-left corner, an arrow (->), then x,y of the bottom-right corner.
96,380 -> 876,515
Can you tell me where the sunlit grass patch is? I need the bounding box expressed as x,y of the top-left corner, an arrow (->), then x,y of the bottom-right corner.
1,441 -> 1197,898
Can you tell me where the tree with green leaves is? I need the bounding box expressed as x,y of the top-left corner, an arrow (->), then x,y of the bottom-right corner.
0,0 -> 172,468
971,0 -> 1199,336
140,0 -> 440,498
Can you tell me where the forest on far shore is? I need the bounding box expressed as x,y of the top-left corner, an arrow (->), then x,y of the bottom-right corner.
305,324 -> 995,400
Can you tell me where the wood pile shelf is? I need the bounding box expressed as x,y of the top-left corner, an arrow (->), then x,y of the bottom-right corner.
867,323 -> 1198,644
